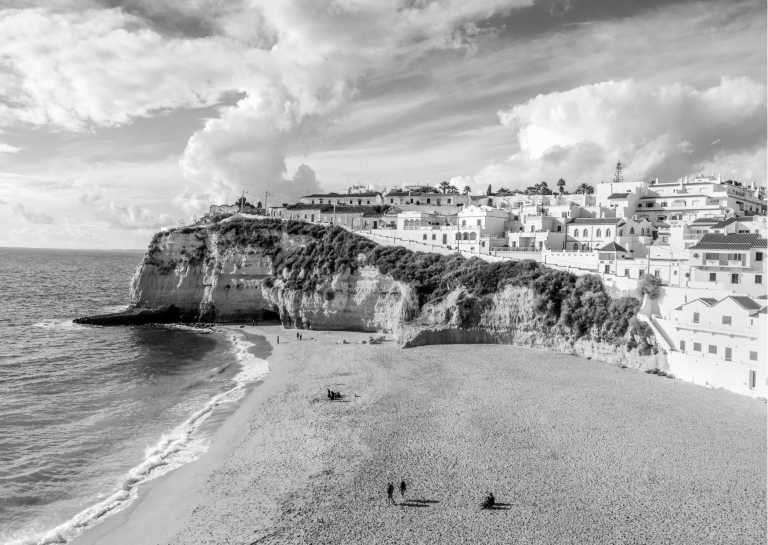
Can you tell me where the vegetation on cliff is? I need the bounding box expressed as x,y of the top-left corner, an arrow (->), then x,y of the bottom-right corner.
141,218 -> 653,351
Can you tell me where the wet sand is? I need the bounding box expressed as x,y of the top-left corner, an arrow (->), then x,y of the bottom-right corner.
74,325 -> 766,545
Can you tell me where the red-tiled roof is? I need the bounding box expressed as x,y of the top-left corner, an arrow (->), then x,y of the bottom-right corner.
607,193 -> 629,199
569,217 -> 623,225
599,242 -> 628,253
689,233 -> 767,250
727,296 -> 763,311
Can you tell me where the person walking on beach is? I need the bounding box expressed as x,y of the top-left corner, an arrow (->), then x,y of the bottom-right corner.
387,482 -> 396,505
399,480 -> 407,500
276,335 -> 279,344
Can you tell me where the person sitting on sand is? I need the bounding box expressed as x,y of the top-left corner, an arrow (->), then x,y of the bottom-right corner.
482,492 -> 495,509
387,482 -> 396,505
399,480 -> 407,500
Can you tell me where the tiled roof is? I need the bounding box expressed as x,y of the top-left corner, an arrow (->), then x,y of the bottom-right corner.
607,193 -> 629,199
712,216 -> 756,229
727,296 -> 763,311
385,189 -> 442,197
689,233 -> 767,250
569,217 -> 622,225
301,192 -> 381,198
599,242 -> 628,253
674,297 -> 718,310
691,217 -> 724,224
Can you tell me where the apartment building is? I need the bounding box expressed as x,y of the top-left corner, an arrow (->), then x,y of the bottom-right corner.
662,296 -> 766,397
688,233 -> 766,296
300,192 -> 383,206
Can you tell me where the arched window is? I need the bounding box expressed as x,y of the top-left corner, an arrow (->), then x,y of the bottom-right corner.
596,229 -> 602,238
470,232 -> 477,240
618,229 -> 623,236
463,232 -> 469,240
629,227 -> 635,235
582,228 -> 588,238
556,225 -> 562,232
605,229 -> 611,237
455,233 -> 460,241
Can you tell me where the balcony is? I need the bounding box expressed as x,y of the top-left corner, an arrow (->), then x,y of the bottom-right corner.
728,259 -> 746,267
705,260 -> 721,266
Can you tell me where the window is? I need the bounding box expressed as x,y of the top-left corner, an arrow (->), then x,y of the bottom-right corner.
708,345 -> 717,354
709,272 -> 716,282
606,229 -> 611,237
422,234 -> 427,240
582,228 -> 588,237
693,342 -> 702,352
749,370 -> 757,389
596,229 -> 602,237
731,274 -> 739,284
693,312 -> 700,324
721,315 -> 732,325
756,252 -> 763,261
749,351 -> 758,361
639,270 -> 644,278
724,347 -> 732,361
477,219 -> 481,226
624,269 -> 629,277
431,234 -> 436,241
756,275 -> 762,284
461,220 -> 466,227
679,340 -> 686,351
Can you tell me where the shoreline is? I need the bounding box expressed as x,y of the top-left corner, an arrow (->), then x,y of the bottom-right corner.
71,325 -> 766,545
21,325 -> 269,545
70,325 -> 294,545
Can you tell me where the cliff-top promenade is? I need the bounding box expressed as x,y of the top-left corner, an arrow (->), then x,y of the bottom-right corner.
73,326 -> 766,545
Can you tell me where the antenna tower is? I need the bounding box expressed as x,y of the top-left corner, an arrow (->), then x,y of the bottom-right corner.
613,161 -> 624,184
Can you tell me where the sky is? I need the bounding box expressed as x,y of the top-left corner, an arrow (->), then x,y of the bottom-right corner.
0,0 -> 765,249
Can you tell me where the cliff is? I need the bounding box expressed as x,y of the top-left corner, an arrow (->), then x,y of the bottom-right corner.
77,217 -> 661,368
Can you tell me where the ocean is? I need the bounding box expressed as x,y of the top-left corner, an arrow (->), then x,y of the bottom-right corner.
0,248 -> 270,545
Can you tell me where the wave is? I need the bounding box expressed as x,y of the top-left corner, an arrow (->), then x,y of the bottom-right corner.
5,331 -> 270,545
30,319 -> 85,331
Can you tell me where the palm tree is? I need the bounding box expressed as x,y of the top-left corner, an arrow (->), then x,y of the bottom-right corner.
575,183 -> 594,195
439,180 -> 450,194
557,178 -> 566,194
462,185 -> 471,195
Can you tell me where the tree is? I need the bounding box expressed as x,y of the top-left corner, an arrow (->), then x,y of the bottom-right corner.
462,185 -> 471,195
439,180 -> 450,194
447,185 -> 459,194
557,178 -> 566,194
575,183 -> 595,195
524,181 -> 552,195
486,184 -> 492,196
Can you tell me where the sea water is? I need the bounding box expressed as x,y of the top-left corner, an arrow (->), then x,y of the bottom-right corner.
0,248 -> 269,545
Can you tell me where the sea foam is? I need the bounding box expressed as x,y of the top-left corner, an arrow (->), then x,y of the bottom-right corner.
6,330 -> 269,545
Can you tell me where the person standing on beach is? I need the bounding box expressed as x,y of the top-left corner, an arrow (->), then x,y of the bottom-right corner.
276,335 -> 279,344
399,480 -> 407,500
387,482 -> 396,505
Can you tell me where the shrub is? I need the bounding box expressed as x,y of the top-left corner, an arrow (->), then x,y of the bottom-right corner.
638,275 -> 663,299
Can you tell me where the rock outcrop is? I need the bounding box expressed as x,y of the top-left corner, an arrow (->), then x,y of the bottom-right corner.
76,217 -> 662,369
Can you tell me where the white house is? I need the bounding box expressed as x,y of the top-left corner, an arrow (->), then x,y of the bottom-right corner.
660,296 -> 767,398
688,233 -> 766,296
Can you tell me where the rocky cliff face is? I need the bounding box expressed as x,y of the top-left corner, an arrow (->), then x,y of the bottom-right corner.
80,217 -> 661,369
127,222 -> 417,332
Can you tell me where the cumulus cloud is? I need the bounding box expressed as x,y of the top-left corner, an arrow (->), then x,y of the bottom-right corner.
0,143 -> 20,154
466,76 -> 766,189
12,203 -> 55,224
0,7 -> 256,130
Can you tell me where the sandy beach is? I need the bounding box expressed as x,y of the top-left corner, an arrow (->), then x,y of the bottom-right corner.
73,326 -> 766,545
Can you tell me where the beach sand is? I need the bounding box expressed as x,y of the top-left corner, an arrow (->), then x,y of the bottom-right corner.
74,325 -> 766,545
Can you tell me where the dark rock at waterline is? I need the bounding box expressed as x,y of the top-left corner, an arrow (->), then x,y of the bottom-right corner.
74,305 -> 182,326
